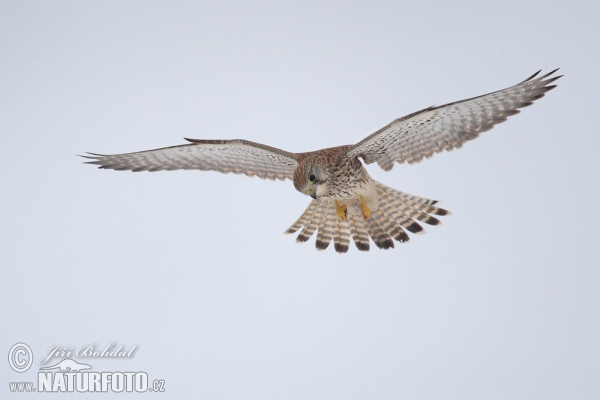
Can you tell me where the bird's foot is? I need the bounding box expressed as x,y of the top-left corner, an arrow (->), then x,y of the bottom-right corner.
360,195 -> 372,220
334,200 -> 348,221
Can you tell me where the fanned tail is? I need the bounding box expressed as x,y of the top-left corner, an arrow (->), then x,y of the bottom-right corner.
284,181 -> 450,253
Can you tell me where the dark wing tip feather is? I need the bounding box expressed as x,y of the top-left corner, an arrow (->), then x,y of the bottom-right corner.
78,154 -> 98,160
540,68 -> 560,80
543,76 -> 562,86
521,69 -> 542,83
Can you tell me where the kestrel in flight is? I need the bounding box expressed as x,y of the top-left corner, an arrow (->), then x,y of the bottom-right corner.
83,69 -> 560,253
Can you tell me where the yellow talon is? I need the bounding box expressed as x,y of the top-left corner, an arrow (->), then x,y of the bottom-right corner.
334,200 -> 347,221
360,195 -> 371,220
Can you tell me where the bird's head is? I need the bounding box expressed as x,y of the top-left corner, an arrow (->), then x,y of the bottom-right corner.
293,160 -> 328,199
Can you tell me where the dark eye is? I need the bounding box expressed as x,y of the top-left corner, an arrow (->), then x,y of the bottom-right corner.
309,174 -> 316,182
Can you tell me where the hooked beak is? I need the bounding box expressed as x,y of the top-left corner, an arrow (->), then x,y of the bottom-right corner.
310,193 -> 317,199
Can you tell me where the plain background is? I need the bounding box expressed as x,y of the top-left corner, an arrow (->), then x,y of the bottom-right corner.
1,1 -> 598,398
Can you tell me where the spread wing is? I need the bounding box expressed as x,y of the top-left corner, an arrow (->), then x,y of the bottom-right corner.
347,69 -> 561,171
82,138 -> 299,181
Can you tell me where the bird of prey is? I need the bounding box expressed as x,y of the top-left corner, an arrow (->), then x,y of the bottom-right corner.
83,69 -> 560,253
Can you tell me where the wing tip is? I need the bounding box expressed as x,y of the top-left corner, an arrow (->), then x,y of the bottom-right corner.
521,68 -> 562,84
522,69 -> 542,83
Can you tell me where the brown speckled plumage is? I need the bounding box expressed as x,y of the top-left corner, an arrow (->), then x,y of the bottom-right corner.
83,70 -> 561,253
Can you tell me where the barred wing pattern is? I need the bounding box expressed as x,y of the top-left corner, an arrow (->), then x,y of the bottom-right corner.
348,70 -> 561,170
83,138 -> 299,181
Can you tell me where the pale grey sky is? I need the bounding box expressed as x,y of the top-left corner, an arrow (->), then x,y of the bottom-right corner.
1,1 -> 598,398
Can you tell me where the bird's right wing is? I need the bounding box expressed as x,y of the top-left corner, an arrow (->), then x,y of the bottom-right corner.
82,138 -> 300,181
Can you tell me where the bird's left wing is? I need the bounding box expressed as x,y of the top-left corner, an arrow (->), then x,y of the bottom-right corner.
347,69 -> 561,171
82,138 -> 299,181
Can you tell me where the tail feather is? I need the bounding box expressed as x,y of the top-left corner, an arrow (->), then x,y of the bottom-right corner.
379,191 -> 426,235
349,214 -> 370,251
372,208 -> 409,243
334,219 -> 351,253
399,204 -> 441,226
376,183 -> 450,216
285,180 -> 450,252
316,203 -> 335,250
366,214 -> 395,249
284,200 -> 316,234
295,201 -> 326,242
378,187 -> 442,226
